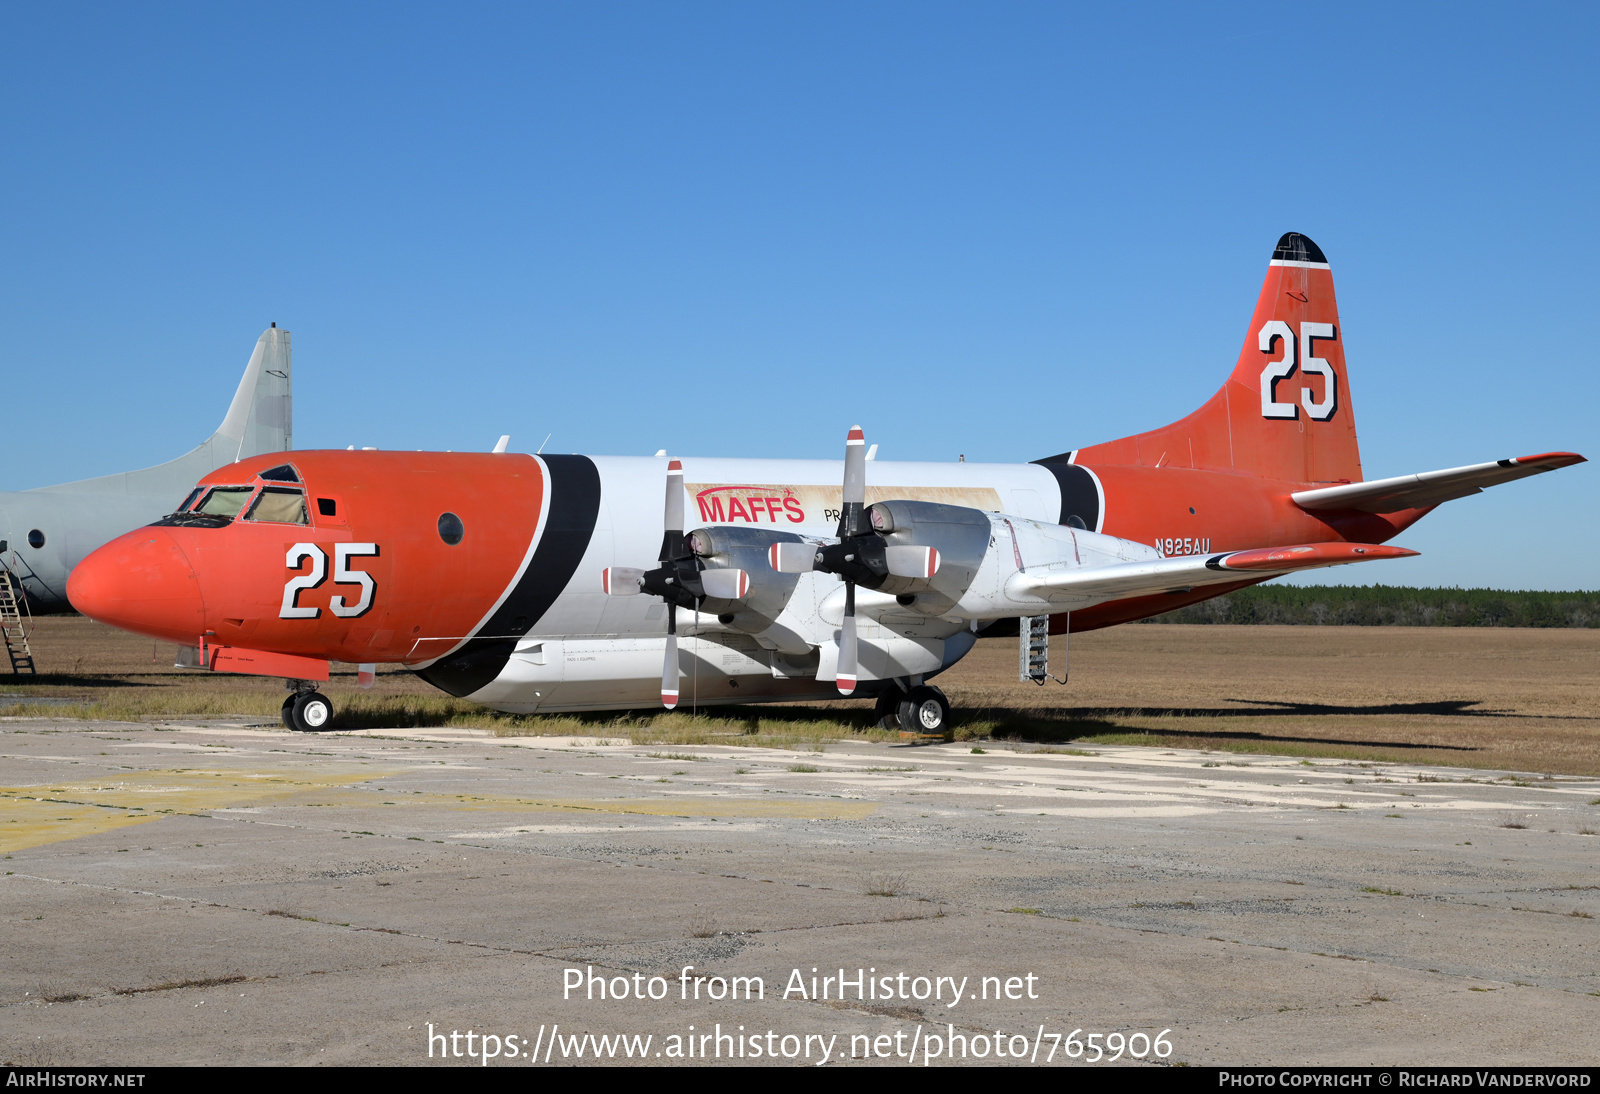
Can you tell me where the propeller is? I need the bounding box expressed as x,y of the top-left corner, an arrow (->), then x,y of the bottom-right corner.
767,427 -> 946,695
806,427 -> 876,694
599,459 -> 748,709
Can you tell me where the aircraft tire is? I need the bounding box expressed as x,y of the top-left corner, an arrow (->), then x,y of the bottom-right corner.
292,692 -> 335,732
281,695 -> 297,730
896,686 -> 951,739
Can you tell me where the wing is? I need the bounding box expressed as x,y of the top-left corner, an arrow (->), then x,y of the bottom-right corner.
1290,452 -> 1585,514
1010,542 -> 1417,603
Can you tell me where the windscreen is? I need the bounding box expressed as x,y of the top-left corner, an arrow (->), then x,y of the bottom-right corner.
245,487 -> 308,525
194,487 -> 256,519
177,488 -> 205,512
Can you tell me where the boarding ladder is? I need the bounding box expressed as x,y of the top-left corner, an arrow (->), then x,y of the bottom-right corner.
0,571 -> 35,675
1019,614 -> 1065,685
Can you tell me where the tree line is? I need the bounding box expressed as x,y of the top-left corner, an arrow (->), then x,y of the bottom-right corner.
1142,585 -> 1600,627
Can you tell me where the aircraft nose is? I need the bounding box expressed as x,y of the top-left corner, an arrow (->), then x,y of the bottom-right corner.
68,529 -> 207,644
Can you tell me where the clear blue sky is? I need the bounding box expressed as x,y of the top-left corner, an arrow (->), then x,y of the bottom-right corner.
2,3 -> 1594,589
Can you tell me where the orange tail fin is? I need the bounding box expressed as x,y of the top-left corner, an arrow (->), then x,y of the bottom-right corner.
1064,233 -> 1364,485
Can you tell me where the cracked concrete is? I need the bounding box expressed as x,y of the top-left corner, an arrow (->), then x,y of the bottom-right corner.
2,719 -> 1598,1065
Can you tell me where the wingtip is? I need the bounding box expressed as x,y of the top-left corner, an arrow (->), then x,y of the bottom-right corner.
1219,542 -> 1418,571
1509,451 -> 1587,468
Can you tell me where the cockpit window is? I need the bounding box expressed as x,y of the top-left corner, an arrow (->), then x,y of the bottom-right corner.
194,487 -> 256,519
257,464 -> 300,483
177,488 -> 205,512
245,487 -> 308,525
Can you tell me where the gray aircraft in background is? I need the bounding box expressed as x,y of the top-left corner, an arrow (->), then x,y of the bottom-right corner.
0,327 -> 292,611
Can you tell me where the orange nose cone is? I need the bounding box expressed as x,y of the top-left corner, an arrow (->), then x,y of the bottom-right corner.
68,529 -> 207,644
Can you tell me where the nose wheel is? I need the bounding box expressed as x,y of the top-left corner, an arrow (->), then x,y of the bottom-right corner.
283,689 -> 335,732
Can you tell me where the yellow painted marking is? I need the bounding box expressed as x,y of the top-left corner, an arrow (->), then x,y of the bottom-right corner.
0,768 -> 401,854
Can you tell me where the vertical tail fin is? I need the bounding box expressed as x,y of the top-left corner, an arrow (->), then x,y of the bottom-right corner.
213,325 -> 292,461
1067,233 -> 1363,484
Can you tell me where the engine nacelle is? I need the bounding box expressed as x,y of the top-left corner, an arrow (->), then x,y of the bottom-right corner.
685,525 -> 806,633
862,499 -> 990,610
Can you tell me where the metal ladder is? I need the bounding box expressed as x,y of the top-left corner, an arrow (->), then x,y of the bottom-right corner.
0,571 -> 35,675
1019,614 -> 1066,685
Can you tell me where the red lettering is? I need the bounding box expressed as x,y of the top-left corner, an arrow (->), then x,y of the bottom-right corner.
747,497 -> 769,522
726,497 -> 750,522
783,498 -> 804,523
764,497 -> 783,523
699,496 -> 725,522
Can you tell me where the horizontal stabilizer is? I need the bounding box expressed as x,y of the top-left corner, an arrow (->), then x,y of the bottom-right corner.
1010,542 -> 1416,603
1292,452 -> 1585,514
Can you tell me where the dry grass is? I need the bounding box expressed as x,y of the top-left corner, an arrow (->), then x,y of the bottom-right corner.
864,872 -> 909,897
7,617 -> 1600,775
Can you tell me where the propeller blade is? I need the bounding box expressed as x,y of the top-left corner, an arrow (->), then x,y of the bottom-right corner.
839,426 -> 867,538
699,568 -> 750,600
836,581 -> 857,695
602,566 -> 645,595
664,458 -> 684,537
885,545 -> 940,579
769,541 -> 817,573
661,607 -> 679,709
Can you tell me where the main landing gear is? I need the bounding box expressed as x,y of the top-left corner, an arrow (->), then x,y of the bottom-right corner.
282,680 -> 335,733
873,683 -> 952,741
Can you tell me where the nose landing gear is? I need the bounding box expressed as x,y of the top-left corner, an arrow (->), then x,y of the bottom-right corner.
283,680 -> 335,732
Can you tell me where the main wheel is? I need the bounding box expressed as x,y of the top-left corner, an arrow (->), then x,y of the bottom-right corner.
292,691 -> 334,732
280,695 -> 296,730
896,685 -> 951,738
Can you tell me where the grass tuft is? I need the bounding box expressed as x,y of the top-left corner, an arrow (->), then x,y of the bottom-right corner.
864,872 -> 909,897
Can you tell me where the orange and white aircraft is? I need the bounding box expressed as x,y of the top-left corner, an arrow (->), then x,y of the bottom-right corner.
68,234 -> 1584,733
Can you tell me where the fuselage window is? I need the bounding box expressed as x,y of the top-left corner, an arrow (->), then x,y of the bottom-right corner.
317,498 -> 337,517
257,464 -> 301,483
246,487 -> 309,525
438,512 -> 465,545
194,487 -> 257,520
26,529 -> 45,549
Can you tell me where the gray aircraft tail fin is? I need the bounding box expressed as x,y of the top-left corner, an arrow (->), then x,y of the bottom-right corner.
212,325 -> 292,462
38,327 -> 293,500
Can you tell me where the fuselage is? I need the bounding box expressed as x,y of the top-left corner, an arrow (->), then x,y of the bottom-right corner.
67,446 -> 1403,712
